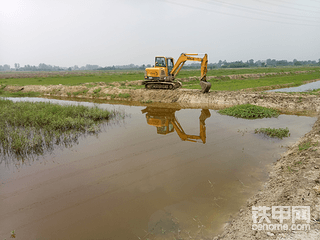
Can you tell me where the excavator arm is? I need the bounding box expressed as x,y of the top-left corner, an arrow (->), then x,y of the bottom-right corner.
170,53 -> 211,93
171,109 -> 211,144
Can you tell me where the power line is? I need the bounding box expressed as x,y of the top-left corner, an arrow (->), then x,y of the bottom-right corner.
269,0 -> 320,10
199,0 -> 320,22
158,0 -> 320,26
256,0 -> 320,14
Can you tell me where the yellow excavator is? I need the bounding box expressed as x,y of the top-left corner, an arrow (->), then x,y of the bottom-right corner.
143,53 -> 212,93
141,107 -> 211,144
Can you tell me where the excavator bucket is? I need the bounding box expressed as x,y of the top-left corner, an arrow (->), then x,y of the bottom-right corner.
200,81 -> 211,93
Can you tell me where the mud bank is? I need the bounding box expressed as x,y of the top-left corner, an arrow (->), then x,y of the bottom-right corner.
4,84 -> 320,114
218,117 -> 320,240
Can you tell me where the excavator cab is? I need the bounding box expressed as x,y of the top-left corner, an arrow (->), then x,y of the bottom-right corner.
147,117 -> 174,135
142,107 -> 211,144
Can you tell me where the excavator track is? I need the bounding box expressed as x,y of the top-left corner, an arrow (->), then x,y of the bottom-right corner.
143,81 -> 182,90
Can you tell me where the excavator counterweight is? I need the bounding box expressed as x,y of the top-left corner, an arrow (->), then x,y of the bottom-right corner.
143,53 -> 211,93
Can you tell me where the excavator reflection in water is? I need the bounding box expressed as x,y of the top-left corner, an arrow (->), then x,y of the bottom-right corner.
141,107 -> 211,144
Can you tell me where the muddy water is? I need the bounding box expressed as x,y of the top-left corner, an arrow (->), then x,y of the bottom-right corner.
0,98 -> 316,240
267,80 -> 320,92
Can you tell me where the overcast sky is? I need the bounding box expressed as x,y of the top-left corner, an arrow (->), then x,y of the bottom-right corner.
1,0 -> 320,67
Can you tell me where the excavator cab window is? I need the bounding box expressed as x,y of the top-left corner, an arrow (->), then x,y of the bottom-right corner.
155,57 -> 166,67
157,123 -> 174,135
167,58 -> 174,75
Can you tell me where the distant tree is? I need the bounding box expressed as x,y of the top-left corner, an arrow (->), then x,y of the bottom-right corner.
266,59 -> 272,66
266,59 -> 276,66
14,63 -> 20,70
276,60 -> 288,66
255,60 -> 262,67
85,64 -> 99,70
294,61 -> 302,66
229,61 -> 249,68
208,63 -> 216,69
139,64 -> 146,70
38,63 -> 53,71
73,65 -> 79,70
2,64 -> 11,71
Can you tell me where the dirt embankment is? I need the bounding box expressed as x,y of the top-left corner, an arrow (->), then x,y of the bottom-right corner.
219,118 -> 320,240
4,83 -> 320,115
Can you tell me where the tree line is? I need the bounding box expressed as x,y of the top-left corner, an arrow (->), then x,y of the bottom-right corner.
1,59 -> 319,72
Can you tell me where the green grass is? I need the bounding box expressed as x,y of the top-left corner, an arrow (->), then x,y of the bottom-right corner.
0,71 -> 145,86
1,67 -> 319,91
93,87 -> 101,94
218,104 -> 279,119
298,141 -> 312,151
178,66 -> 320,78
72,89 -> 89,96
254,127 -> 290,139
183,71 -> 320,91
0,99 -> 115,159
117,93 -> 131,98
0,90 -> 41,97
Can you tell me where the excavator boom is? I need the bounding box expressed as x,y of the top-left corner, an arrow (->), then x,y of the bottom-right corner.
171,53 -> 211,93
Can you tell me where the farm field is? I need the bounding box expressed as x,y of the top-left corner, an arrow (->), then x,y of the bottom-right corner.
0,66 -> 320,92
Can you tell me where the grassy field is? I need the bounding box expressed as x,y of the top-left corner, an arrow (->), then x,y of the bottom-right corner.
0,99 -> 115,159
185,71 -> 320,91
0,66 -> 319,92
0,71 -> 145,86
179,66 -> 320,78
